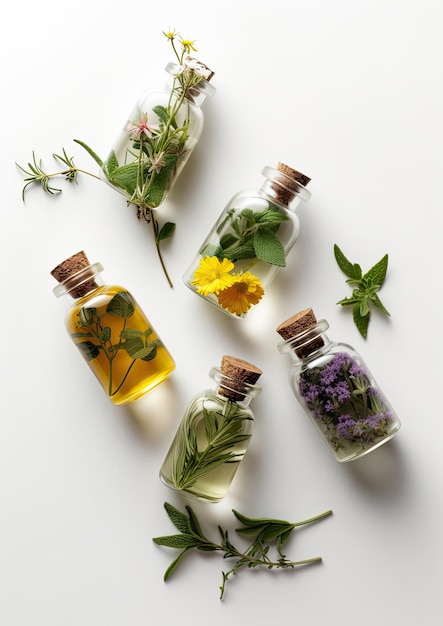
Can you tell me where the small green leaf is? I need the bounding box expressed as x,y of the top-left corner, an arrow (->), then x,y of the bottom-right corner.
370,292 -> 390,316
123,336 -> 158,361
185,505 -> 205,538
219,233 -> 238,250
359,297 -> 370,317
364,253 -> 388,286
103,151 -> 119,176
253,229 -> 286,266
106,292 -> 135,318
164,502 -> 193,534
158,221 -> 176,242
353,304 -> 370,339
76,340 -> 100,361
145,154 -> 178,207
163,549 -> 193,581
99,327 -> 111,343
73,139 -> 104,167
106,162 -> 138,195
334,244 -> 362,280
152,105 -> 171,126
152,534 -> 201,549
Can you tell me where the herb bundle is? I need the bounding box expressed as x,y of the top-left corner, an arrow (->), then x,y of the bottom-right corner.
153,501 -> 332,599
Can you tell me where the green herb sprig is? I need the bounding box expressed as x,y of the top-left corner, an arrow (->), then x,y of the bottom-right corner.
169,400 -> 253,492
15,149 -> 102,199
75,291 -> 159,397
334,244 -> 390,339
153,501 -> 332,599
15,30 -> 209,289
203,206 -> 289,268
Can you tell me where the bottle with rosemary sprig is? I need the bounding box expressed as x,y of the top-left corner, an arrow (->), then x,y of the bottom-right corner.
160,355 -> 262,502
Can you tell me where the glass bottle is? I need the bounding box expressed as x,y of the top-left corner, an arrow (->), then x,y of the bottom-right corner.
51,250 -> 176,406
183,162 -> 311,319
160,355 -> 262,502
276,308 -> 401,462
100,56 -> 215,217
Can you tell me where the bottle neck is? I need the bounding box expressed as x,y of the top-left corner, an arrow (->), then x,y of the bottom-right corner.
260,165 -> 311,211
165,61 -> 215,108
53,262 -> 104,302
278,319 -> 332,363
209,366 -> 261,407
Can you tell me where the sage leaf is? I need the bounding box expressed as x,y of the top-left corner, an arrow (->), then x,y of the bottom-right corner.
253,229 -> 286,266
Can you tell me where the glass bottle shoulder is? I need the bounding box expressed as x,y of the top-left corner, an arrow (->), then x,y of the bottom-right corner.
184,388 -> 255,419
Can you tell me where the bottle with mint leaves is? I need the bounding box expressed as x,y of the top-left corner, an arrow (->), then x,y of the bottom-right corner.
183,163 -> 311,318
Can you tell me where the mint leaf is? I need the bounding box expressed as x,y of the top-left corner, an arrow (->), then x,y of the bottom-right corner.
353,304 -> 370,339
364,253 -> 388,286
334,244 -> 362,280
335,245 -> 391,338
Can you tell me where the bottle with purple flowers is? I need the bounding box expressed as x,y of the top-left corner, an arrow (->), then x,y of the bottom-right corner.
276,307 -> 401,462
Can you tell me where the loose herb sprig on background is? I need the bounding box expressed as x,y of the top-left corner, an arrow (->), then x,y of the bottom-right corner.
334,244 -> 390,339
153,501 -> 332,599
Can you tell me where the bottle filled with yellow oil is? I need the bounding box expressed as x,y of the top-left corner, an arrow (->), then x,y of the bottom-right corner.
51,250 -> 175,405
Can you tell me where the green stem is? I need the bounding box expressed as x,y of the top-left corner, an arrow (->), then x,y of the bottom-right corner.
148,208 -> 174,288
111,359 -> 137,397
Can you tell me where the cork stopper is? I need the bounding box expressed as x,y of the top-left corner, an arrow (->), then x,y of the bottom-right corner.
185,55 -> 215,82
272,162 -> 311,205
218,355 -> 262,402
51,250 -> 98,299
276,308 -> 324,358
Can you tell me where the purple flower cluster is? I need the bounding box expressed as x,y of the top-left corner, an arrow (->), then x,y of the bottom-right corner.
299,352 -> 393,449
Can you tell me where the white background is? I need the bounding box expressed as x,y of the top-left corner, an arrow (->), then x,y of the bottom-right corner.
1,1 -> 442,624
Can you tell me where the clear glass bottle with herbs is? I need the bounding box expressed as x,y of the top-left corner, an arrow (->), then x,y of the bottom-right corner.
183,163 -> 311,318
160,355 -> 262,502
51,251 -> 175,406
100,54 -> 215,217
276,308 -> 401,462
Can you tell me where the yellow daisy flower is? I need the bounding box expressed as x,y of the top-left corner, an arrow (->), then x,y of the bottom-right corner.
217,272 -> 265,316
191,256 -> 236,296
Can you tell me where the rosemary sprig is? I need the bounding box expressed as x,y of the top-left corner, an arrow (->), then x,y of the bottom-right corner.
334,243 -> 390,338
16,146 -> 176,287
170,400 -> 253,491
153,501 -> 333,599
15,149 -> 101,200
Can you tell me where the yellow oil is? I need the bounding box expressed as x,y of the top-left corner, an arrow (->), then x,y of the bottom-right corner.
65,285 -> 175,405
